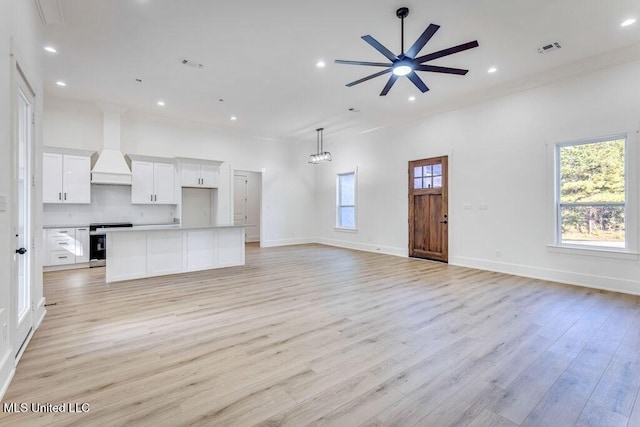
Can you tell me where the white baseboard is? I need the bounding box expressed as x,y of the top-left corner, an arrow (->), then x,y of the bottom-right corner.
44,262 -> 89,272
35,297 -> 47,329
0,348 -> 15,401
246,236 -> 260,243
316,238 -> 407,258
261,237 -> 316,248
450,256 -> 640,296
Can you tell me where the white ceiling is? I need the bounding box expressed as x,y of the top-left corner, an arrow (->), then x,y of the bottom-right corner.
42,0 -> 640,141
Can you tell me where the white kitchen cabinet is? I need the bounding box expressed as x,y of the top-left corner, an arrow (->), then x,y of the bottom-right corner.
43,227 -> 91,267
130,158 -> 176,204
154,162 -> 176,204
42,152 -> 92,204
178,159 -> 223,188
75,227 -> 90,263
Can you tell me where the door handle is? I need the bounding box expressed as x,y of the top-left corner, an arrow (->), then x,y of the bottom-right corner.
64,192 -> 67,201
58,192 -> 62,200
16,248 -> 27,255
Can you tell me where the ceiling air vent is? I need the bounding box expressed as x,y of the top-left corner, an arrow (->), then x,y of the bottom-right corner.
538,42 -> 561,54
181,59 -> 204,69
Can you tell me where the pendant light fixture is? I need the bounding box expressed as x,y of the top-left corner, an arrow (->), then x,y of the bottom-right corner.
308,127 -> 332,164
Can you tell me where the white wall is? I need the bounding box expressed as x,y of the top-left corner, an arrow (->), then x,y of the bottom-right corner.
316,58 -> 640,296
43,97 -> 317,247
43,185 -> 176,227
0,0 -> 44,398
181,187 -> 215,227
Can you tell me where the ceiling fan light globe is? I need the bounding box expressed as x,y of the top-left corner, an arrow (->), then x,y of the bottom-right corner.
393,64 -> 413,76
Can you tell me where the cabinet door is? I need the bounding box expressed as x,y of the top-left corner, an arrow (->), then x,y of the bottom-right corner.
200,165 -> 219,188
181,163 -> 201,187
43,152 -> 64,203
63,154 -> 91,204
153,162 -> 176,204
131,161 -> 155,204
75,227 -> 90,263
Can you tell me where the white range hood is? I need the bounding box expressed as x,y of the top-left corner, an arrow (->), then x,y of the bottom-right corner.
91,103 -> 132,185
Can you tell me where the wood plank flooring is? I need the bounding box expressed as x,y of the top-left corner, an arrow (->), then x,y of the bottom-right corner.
1,243 -> 640,426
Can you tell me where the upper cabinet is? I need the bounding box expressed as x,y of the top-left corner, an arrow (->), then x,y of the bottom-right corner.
177,158 -> 223,188
128,155 -> 176,204
43,149 -> 94,204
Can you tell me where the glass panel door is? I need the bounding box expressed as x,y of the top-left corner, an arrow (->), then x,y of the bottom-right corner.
15,71 -> 33,356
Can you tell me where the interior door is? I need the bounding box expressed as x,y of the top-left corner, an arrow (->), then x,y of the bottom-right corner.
15,69 -> 34,356
233,174 -> 247,226
409,156 -> 448,262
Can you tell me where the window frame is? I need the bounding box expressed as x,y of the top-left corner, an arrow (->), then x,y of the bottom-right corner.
336,170 -> 357,231
553,133 -> 633,253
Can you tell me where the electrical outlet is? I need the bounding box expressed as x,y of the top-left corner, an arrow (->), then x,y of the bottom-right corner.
496,250 -> 502,258
463,203 -> 472,210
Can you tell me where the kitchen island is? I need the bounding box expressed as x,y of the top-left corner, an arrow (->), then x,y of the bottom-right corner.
103,225 -> 245,283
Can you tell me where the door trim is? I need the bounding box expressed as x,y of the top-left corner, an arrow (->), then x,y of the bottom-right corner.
12,62 -> 36,357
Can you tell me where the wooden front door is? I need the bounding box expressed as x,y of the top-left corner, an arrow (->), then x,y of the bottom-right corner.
409,156 -> 448,262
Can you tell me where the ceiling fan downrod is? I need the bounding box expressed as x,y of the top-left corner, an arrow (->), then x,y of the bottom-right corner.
397,7 -> 409,55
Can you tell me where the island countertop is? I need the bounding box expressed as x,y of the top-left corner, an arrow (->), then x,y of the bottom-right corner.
100,224 -> 246,233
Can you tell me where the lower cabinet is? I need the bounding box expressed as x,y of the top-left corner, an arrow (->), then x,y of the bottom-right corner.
44,227 -> 90,267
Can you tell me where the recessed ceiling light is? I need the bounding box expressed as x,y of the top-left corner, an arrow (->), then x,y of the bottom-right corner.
55,81 -> 66,86
621,18 -> 636,27
157,100 -> 165,106
230,116 -> 237,121
408,96 -> 416,101
488,67 -> 498,74
44,46 -> 57,53
316,60 -> 326,68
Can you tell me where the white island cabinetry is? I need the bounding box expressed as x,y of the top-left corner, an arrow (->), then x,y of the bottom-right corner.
106,225 -> 245,283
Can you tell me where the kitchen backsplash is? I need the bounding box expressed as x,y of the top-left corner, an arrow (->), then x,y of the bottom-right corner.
43,185 -> 176,226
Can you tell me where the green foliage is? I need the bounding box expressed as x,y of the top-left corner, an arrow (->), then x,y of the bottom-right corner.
560,139 -> 625,203
559,139 -> 625,242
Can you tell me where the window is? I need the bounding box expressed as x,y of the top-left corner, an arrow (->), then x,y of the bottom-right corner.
556,136 -> 626,249
337,171 -> 356,229
413,163 -> 442,189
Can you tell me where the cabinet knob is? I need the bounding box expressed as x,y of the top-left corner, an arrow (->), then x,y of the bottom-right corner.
16,248 -> 27,255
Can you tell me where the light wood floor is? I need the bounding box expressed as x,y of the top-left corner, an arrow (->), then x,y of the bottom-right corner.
2,243 -> 640,426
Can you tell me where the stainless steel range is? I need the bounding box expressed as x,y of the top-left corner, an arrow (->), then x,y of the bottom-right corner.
89,222 -> 132,267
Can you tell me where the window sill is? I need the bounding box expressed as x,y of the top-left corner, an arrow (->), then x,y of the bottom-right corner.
334,227 -> 358,233
546,244 -> 639,261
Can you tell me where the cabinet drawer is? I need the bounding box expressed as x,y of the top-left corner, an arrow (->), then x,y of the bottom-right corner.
47,228 -> 75,238
49,250 -> 75,265
49,236 -> 76,251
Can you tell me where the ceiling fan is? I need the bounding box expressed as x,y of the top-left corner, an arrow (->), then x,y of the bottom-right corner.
335,7 -> 479,96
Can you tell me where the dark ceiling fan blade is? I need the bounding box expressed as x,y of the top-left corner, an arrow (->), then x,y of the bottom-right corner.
361,35 -> 399,62
414,64 -> 469,75
345,68 -> 392,87
407,72 -> 429,93
380,74 -> 399,96
335,60 -> 392,67
415,40 -> 479,63
405,24 -> 440,58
